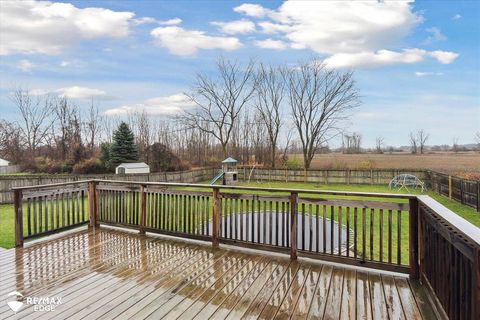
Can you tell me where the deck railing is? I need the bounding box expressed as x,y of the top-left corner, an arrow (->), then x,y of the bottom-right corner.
12,179 -> 480,319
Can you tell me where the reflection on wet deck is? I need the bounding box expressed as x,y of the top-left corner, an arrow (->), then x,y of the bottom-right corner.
0,228 -> 438,319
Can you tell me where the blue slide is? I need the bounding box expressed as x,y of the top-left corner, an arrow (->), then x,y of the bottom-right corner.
210,171 -> 224,185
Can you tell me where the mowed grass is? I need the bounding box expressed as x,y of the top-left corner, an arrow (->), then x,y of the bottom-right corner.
0,199 -> 88,249
1,182 -> 478,264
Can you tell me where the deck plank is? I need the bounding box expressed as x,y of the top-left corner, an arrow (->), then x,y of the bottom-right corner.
356,271 -> 373,320
257,261 -> 301,319
381,275 -> 406,320
306,264 -> 333,319
340,268 -> 357,320
0,228 -> 439,320
322,267 -> 345,320
290,265 -> 322,320
368,272 -> 389,320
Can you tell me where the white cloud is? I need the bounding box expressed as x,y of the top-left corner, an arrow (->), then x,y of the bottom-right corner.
423,27 -> 446,44
428,50 -> 459,64
254,39 -> 287,50
238,1 -> 422,54
324,49 -> 459,68
150,26 -> 242,56
212,19 -> 255,34
452,14 -> 462,20
17,59 -> 34,72
104,93 -> 195,116
133,17 -> 182,26
60,61 -> 70,67
0,1 -> 134,55
258,21 -> 292,34
159,18 -> 182,26
235,1 -> 458,68
132,17 -> 157,25
56,86 -> 111,99
415,71 -> 443,77
234,3 -> 269,18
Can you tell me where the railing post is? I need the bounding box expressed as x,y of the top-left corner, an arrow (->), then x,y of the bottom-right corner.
212,187 -> 220,248
88,181 -> 98,228
409,197 -> 419,280
139,185 -> 146,234
14,189 -> 23,247
290,192 -> 298,260
473,248 -> 480,320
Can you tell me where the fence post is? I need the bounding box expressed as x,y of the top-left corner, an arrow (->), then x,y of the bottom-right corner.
448,175 -> 452,200
88,181 -> 98,228
14,189 -> 23,247
290,192 -> 298,260
460,180 -> 465,204
477,181 -> 480,212
212,187 -> 220,248
139,185 -> 146,234
409,197 -> 419,280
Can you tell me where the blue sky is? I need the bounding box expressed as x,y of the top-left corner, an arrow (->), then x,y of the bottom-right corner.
0,0 -> 479,147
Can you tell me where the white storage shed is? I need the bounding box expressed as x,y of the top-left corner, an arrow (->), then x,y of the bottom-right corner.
0,158 -> 10,167
115,162 -> 150,174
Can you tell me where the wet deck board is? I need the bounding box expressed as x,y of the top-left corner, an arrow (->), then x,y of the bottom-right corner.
0,228 -> 438,319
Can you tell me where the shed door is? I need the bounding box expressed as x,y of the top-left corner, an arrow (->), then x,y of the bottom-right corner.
118,167 -> 126,174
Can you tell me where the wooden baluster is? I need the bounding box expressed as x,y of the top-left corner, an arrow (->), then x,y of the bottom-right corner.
379,209 -> 383,262
290,192 -> 298,260
14,189 -> 23,247
212,187 -> 220,247
27,198 -> 31,237
139,185 -> 146,234
409,198 -> 419,279
88,181 -> 98,228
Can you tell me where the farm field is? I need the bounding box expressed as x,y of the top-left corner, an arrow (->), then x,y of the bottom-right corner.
289,152 -> 480,173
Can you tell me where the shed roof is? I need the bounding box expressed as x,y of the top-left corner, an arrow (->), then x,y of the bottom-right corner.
222,157 -> 238,164
116,162 -> 149,169
0,158 -> 10,166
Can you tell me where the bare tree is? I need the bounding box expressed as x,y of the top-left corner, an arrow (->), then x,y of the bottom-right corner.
475,132 -> 480,151
409,132 -> 418,154
182,58 -> 255,158
375,136 -> 384,154
417,129 -> 429,154
284,59 -> 360,169
342,132 -> 362,154
254,64 -> 284,168
84,100 -> 102,152
54,97 -> 76,161
452,137 -> 459,153
10,88 -> 55,155
0,120 -> 23,163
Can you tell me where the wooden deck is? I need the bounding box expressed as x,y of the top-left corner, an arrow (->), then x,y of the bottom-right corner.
0,228 -> 439,319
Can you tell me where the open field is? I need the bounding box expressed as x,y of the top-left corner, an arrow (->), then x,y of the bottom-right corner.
289,152 -> 480,173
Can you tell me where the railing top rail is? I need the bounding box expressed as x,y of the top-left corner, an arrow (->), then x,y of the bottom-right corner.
418,195 -> 480,246
11,180 -> 91,191
12,178 -> 415,200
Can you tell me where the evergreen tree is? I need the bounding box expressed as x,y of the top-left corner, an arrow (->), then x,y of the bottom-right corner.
109,122 -> 139,169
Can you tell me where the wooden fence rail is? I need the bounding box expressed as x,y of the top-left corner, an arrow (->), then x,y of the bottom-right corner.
12,179 -> 480,319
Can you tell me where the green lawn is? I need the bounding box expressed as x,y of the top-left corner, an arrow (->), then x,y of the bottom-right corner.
1,182 -> 478,257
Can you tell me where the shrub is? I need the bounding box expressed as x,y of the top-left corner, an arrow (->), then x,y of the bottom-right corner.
23,157 -> 66,174
356,160 -> 376,169
285,158 -> 302,169
147,143 -> 191,172
72,157 -> 105,174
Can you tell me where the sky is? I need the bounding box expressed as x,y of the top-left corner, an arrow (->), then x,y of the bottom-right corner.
0,0 -> 479,148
